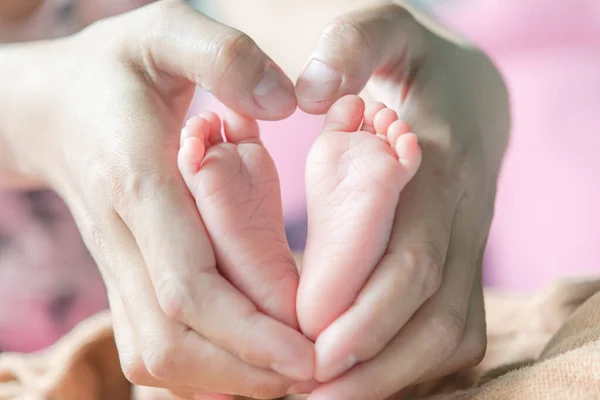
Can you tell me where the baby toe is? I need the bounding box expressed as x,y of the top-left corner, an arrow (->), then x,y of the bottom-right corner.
373,108 -> 399,136
198,111 -> 224,145
387,119 -> 411,148
178,136 -> 206,178
395,133 -> 422,174
362,102 -> 387,133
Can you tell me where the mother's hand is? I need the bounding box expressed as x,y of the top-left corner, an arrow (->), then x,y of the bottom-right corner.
3,0 -> 314,398
295,2 -> 509,399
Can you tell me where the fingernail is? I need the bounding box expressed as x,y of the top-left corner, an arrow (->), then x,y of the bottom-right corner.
316,352 -> 357,383
288,380 -> 319,395
253,64 -> 296,114
297,59 -> 342,102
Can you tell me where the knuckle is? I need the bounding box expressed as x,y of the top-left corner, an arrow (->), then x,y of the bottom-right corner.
111,169 -> 177,216
209,30 -> 260,86
421,243 -> 445,297
155,279 -> 187,322
142,340 -> 179,381
324,17 -> 371,57
120,356 -> 148,385
431,307 -> 466,357
430,166 -> 462,201
110,169 -> 145,211
462,331 -> 487,368
391,243 -> 444,299
229,314 -> 264,366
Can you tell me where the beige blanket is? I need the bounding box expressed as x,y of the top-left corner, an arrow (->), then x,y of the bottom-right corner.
2,279 -> 600,400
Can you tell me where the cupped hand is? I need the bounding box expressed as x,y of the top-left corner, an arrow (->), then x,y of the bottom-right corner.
295,2 -> 510,399
6,0 -> 315,398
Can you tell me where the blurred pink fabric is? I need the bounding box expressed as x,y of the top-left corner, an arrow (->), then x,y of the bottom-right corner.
193,0 -> 600,291
438,0 -> 600,291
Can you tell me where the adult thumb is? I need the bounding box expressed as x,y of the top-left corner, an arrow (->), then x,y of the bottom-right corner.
121,0 -> 296,121
295,2 -> 426,115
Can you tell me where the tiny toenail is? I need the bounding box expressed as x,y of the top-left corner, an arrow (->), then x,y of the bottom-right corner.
253,64 -> 296,114
298,59 -> 342,102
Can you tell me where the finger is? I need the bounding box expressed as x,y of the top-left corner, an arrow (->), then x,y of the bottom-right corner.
107,258 -> 277,396
310,195 -> 485,400
296,3 -> 424,114
116,173 -> 314,381
100,215 -> 300,398
412,196 -> 490,384
108,281 -> 221,393
110,293 -> 239,400
415,272 -> 486,385
106,282 -> 160,388
127,0 -> 296,120
314,166 -> 460,381
108,285 -> 224,395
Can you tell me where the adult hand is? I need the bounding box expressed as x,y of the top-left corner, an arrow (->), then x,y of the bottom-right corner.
2,0 -> 315,398
295,2 -> 509,399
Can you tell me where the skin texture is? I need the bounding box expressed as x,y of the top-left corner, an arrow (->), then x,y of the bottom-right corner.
1,1 -> 312,398
177,96 -> 422,399
299,96 -> 421,347
0,1 -> 510,399
177,110 -> 301,332
293,5 -> 509,400
203,1 -> 508,398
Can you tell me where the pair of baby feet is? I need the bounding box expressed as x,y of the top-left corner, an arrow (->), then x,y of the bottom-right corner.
178,94 -> 421,349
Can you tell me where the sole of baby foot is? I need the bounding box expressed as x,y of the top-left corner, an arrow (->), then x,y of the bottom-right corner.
298,94 -> 422,341
178,110 -> 300,332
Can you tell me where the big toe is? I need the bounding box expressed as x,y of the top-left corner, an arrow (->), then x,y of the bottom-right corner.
321,95 -> 365,133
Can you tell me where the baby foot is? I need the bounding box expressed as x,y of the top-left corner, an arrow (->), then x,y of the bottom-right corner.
297,95 -> 422,340
177,110 -> 299,329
